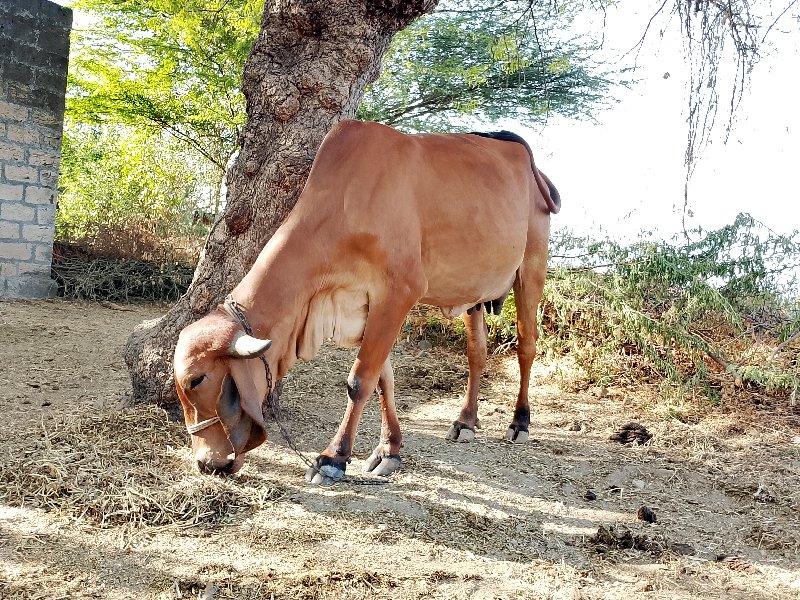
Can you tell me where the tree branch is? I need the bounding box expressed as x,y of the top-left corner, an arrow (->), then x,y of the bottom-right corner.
768,329 -> 800,362
761,0 -> 800,42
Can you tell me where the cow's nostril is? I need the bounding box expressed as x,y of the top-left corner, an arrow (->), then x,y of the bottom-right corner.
197,459 -> 234,476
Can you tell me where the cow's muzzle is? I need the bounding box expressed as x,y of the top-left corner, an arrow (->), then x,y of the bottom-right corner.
194,449 -> 244,476
197,459 -> 235,476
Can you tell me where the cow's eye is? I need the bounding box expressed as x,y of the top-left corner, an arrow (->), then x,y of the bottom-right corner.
189,375 -> 206,390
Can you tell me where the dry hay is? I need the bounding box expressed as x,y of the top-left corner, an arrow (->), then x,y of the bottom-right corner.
165,568 -> 457,600
51,255 -> 193,302
0,406 -> 285,531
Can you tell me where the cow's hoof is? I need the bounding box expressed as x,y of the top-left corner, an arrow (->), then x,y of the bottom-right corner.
363,451 -> 402,476
505,425 -> 529,444
446,421 -> 475,443
304,456 -> 346,485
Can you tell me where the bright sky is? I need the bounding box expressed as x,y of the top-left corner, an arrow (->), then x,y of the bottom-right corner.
517,2 -> 800,241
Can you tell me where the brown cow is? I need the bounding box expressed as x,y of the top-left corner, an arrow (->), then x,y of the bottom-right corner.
173,120 -> 560,483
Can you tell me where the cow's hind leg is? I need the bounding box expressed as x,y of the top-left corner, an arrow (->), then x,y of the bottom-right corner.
506,255 -> 547,443
363,356 -> 403,476
446,304 -> 487,443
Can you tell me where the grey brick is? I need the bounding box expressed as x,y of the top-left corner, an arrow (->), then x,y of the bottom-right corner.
20,260 -> 51,274
0,142 -> 25,161
39,168 -> 58,187
38,28 -> 71,56
36,203 -> 55,225
42,133 -> 63,149
2,41 -> 40,67
25,185 -> 55,204
2,60 -> 35,87
0,262 -> 20,278
27,150 -> 59,167
0,219 -> 20,239
22,223 -> 53,243
23,1 -> 73,27
42,90 -> 66,115
30,108 -> 62,131
47,52 -> 69,73
34,242 -> 53,263
7,123 -> 40,145
0,240 -> 32,260
8,84 -> 63,114
34,67 -> 68,94
5,81 -> 32,105
0,100 -> 28,121
4,163 -> 38,183
2,269 -> 57,298
0,182 -> 25,201
0,202 -> 35,221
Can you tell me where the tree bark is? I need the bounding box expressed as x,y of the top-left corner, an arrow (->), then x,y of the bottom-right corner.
123,0 -> 438,410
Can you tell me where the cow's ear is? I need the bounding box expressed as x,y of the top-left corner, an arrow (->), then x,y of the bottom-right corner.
217,360 -> 268,455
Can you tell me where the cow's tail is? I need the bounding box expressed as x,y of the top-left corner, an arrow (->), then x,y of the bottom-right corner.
469,130 -> 561,214
515,136 -> 560,215
534,168 -> 561,215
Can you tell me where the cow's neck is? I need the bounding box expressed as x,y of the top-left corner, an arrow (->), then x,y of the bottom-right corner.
231,225 -> 322,380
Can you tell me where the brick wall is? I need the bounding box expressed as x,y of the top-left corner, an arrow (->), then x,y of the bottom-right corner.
0,0 -> 71,298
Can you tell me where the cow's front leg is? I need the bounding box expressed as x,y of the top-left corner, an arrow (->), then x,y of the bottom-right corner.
363,356 -> 403,476
446,304 -> 487,443
304,364 -> 375,484
306,295 -> 417,484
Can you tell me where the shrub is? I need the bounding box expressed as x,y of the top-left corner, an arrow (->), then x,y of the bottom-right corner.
53,123 -> 215,301
57,122 -> 216,264
537,214 -> 800,400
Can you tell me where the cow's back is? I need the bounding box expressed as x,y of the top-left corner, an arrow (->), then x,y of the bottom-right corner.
405,130 -> 537,306
294,120 -> 547,310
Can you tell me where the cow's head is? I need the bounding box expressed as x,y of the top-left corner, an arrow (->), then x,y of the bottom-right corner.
173,309 -> 272,475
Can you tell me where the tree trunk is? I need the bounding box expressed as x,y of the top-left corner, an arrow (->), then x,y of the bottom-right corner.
124,0 -> 438,410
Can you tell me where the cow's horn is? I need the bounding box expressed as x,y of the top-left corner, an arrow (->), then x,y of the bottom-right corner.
229,331 -> 272,358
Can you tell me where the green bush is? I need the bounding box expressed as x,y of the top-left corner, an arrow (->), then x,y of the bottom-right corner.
479,214 -> 799,401
57,122 -> 216,261
53,123 -> 218,301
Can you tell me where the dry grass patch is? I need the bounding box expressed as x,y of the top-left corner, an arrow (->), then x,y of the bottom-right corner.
0,407 -> 285,531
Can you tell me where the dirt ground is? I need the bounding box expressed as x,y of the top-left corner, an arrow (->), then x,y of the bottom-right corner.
1,299 -> 799,599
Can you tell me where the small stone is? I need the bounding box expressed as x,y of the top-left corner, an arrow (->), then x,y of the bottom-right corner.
637,505 -> 657,523
669,542 -> 696,556
590,386 -> 607,398
584,490 -> 597,501
609,422 -> 652,445
455,464 -> 481,474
